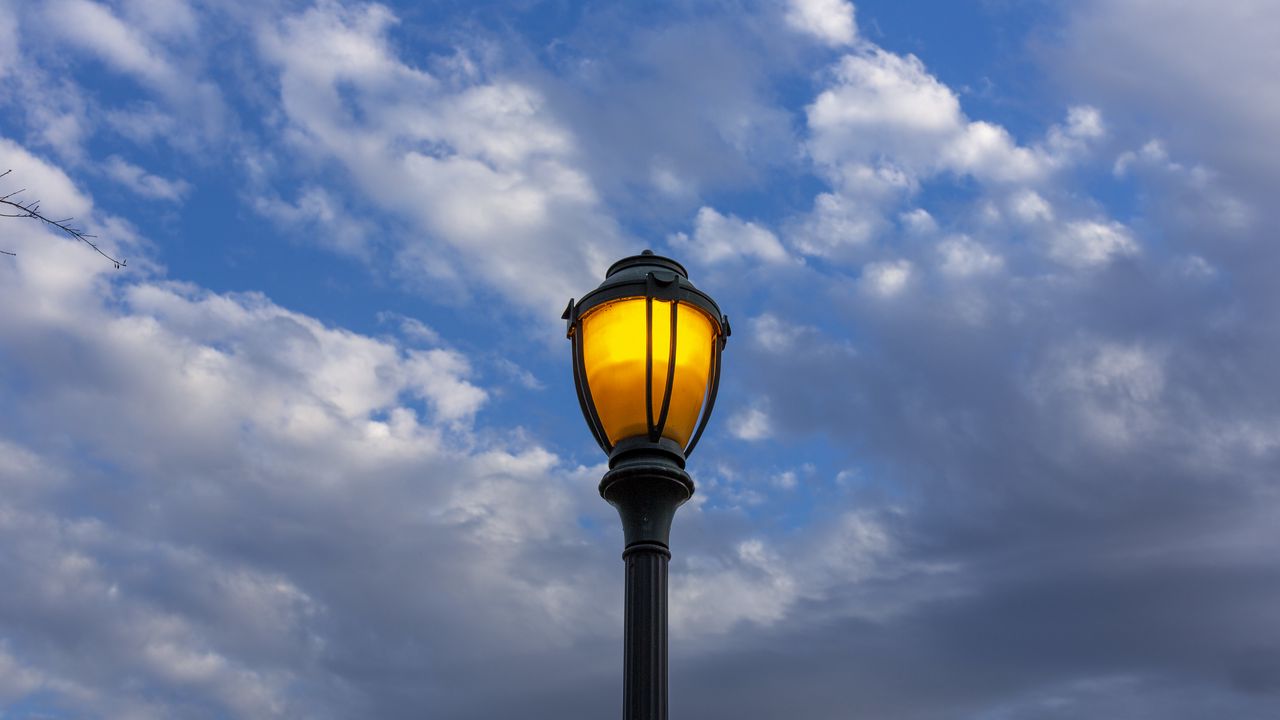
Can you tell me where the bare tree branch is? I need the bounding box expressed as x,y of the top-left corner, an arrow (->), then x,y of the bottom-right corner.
0,169 -> 127,268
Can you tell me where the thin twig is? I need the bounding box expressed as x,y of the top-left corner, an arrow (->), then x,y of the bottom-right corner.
0,169 -> 127,268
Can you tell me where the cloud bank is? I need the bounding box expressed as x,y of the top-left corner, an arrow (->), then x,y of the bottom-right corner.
1,1 -> 1278,718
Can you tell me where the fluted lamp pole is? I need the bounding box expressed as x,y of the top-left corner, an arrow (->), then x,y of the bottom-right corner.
564,250 -> 730,720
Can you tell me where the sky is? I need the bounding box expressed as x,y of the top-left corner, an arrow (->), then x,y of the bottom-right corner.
1,0 -> 1279,717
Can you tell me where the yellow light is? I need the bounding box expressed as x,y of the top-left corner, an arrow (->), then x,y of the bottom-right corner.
581,297 -> 716,447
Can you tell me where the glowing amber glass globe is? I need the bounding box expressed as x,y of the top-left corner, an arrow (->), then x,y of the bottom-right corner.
581,298 -> 715,447
564,250 -> 729,459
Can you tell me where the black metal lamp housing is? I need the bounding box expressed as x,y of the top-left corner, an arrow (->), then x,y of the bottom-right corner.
563,249 -> 730,466
563,249 -> 729,720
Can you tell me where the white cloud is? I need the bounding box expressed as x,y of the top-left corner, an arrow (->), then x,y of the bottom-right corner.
860,258 -> 912,297
33,0 -> 223,153
772,470 -> 798,490
0,645 -> 43,702
649,157 -> 695,198
785,0 -> 857,47
404,349 -> 488,423
940,120 -> 1044,183
1048,220 -> 1139,269
806,48 -> 1104,186
104,104 -> 178,144
379,313 -> 443,347
937,235 -> 1003,277
0,170 -> 616,715
670,206 -> 790,265
119,0 -> 199,41
102,155 -> 190,202
752,313 -> 807,353
673,538 -> 798,635
790,190 -> 886,257
1045,105 -> 1105,156
796,46 -> 1110,267
672,508 -> 908,638
0,137 -> 92,218
46,0 -> 180,90
259,2 -> 624,315
900,207 -> 938,236
110,279 -> 488,429
253,186 -> 371,257
729,406 -> 772,441
808,50 -> 963,172
1114,139 -> 1166,176
1009,189 -> 1054,223
1077,344 -> 1166,404
0,0 -> 18,80
493,358 -> 545,391
1033,341 -> 1167,448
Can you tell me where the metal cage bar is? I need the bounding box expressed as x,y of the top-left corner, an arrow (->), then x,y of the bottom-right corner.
682,332 -> 723,457
644,294 -> 655,441
572,316 -> 613,455
653,300 -> 678,440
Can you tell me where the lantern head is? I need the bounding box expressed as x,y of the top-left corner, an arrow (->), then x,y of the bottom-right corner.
564,250 -> 729,468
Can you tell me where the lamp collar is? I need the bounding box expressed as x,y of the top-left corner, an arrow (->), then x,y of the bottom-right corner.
605,249 -> 688,281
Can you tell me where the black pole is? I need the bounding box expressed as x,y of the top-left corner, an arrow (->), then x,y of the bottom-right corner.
600,442 -> 694,720
623,542 -> 669,718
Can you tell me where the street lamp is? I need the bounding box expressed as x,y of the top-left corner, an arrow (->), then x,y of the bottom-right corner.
563,249 -> 730,720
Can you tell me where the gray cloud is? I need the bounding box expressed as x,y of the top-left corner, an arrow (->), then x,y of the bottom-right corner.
1048,0 -> 1280,210
0,193 -> 618,716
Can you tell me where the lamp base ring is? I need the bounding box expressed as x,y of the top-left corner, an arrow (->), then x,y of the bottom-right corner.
599,448 -> 694,549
